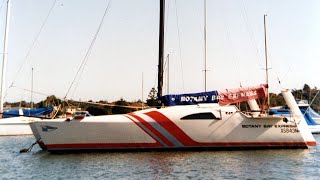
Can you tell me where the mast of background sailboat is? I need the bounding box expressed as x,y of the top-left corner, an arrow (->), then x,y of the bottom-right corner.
0,0 -> 11,113
264,14 -> 270,108
203,0 -> 208,92
167,54 -> 169,94
157,0 -> 165,100
31,67 -> 34,109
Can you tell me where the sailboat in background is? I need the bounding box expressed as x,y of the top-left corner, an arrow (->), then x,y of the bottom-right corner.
27,0 -> 316,153
258,15 -> 320,133
0,0 -> 11,114
270,100 -> 320,134
0,0 -> 53,136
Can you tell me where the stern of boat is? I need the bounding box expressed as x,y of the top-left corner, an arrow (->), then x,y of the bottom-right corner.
282,89 -> 317,146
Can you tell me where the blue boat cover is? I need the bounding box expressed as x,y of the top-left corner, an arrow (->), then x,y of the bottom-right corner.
161,84 -> 268,106
269,107 -> 318,126
306,107 -> 320,119
2,106 -> 54,118
161,91 -> 219,106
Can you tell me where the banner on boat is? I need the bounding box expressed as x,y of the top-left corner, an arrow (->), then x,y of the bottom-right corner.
218,84 -> 268,105
161,91 -> 219,106
161,84 -> 268,106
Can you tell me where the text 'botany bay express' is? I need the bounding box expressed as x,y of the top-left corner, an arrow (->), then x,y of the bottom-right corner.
161,84 -> 267,106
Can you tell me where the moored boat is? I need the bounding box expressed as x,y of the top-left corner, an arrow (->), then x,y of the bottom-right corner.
270,100 -> 320,134
29,89 -> 316,152
28,0 -> 316,152
0,117 -> 36,136
0,106 -> 54,136
297,100 -> 320,124
0,0 -> 55,136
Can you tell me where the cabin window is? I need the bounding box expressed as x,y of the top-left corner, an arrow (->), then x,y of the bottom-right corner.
181,112 -> 219,120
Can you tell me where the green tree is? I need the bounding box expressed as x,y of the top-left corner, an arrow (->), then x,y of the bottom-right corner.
115,98 -> 128,106
292,84 -> 320,113
112,98 -> 134,114
86,105 -> 112,115
146,87 -> 157,107
36,95 -> 61,108
269,93 -> 285,107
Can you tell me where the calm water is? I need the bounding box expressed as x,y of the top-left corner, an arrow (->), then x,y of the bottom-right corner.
1,136 -> 320,179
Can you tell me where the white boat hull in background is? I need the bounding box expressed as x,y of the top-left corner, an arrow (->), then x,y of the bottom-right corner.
0,117 -> 34,136
309,125 -> 320,134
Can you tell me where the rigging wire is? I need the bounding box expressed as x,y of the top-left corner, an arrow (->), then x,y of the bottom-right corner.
64,0 -> 112,100
162,1 -> 170,95
240,1 -> 277,100
70,60 -> 85,99
12,84 -> 143,110
10,85 -> 50,97
307,90 -> 320,108
174,0 -> 185,91
6,0 -> 58,96
241,1 -> 287,98
240,0 -> 263,64
301,89 -> 320,118
164,0 -> 170,50
268,65 -> 291,93
220,2 -> 242,86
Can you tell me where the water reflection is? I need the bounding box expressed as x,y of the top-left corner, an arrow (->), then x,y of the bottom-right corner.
1,135 -> 320,179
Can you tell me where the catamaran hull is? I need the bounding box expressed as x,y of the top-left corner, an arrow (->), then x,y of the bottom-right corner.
30,105 -> 315,152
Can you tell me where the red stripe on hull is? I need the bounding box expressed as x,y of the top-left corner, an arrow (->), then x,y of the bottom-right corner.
145,111 -> 308,147
128,114 -> 174,147
145,111 -> 202,146
45,142 -> 307,150
47,142 -> 162,149
307,141 -> 317,146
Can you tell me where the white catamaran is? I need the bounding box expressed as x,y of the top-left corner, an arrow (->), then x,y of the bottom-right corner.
28,0 -> 316,152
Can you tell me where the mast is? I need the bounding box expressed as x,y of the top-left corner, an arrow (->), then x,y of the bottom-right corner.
157,0 -> 165,101
203,0 -> 208,92
264,14 -> 270,108
141,72 -> 144,110
166,54 -> 169,94
31,68 -> 34,108
0,0 -> 11,113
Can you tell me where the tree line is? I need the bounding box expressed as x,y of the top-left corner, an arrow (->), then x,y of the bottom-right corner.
4,84 -> 320,115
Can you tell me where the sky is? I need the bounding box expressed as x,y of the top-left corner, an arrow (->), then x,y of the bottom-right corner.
0,0 -> 320,103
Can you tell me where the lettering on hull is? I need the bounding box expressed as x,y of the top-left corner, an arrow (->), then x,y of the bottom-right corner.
241,124 -> 299,133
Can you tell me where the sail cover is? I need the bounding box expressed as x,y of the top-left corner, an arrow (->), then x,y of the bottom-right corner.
161,91 -> 219,106
2,106 -> 54,118
161,84 -> 268,106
